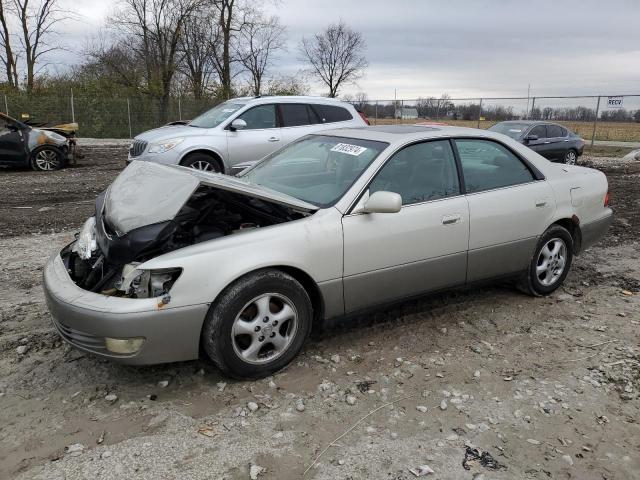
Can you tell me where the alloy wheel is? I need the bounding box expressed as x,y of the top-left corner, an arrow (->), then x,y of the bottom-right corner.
565,150 -> 577,165
536,238 -> 567,286
190,160 -> 214,171
231,293 -> 299,364
35,149 -> 60,170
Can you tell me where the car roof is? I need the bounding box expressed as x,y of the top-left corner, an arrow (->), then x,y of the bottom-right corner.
314,124 -> 509,146
234,95 -> 354,107
495,120 -> 560,126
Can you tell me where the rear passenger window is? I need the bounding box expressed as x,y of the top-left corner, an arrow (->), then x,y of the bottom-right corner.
369,140 -> 460,205
455,139 -> 535,193
312,104 -> 353,123
547,125 -> 564,137
529,125 -> 547,138
280,104 -> 315,127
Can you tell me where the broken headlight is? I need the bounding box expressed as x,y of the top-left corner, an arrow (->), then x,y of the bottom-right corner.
73,216 -> 97,260
147,137 -> 184,154
117,263 -> 182,299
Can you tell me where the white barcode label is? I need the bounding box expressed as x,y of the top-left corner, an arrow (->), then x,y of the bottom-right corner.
330,143 -> 367,156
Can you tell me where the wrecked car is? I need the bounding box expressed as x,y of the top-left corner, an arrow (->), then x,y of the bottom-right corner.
44,125 -> 613,379
0,112 -> 77,171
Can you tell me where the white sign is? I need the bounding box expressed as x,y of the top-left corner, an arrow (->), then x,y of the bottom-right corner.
330,143 -> 367,156
607,96 -> 624,109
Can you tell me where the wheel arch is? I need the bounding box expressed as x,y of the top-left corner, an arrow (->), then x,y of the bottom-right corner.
179,149 -> 226,173
550,216 -> 583,254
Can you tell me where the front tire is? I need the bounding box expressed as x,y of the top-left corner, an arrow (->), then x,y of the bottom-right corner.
181,152 -> 222,173
202,270 -> 312,379
564,149 -> 578,165
31,146 -> 64,171
519,225 -> 573,296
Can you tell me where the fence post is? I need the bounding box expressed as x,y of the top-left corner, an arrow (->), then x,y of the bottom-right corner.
590,96 -> 601,148
127,98 -> 133,139
374,101 -> 378,126
477,98 -> 483,128
436,101 -> 440,121
70,88 -> 75,123
4,94 -> 8,116
529,97 -> 536,119
178,97 -> 182,121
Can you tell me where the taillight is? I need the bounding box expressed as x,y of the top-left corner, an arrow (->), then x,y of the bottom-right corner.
604,191 -> 610,207
358,111 -> 370,125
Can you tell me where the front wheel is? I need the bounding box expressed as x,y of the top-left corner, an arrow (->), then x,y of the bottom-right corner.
181,153 -> 222,172
519,225 -> 573,296
31,146 -> 64,171
202,270 -> 312,379
564,149 -> 578,165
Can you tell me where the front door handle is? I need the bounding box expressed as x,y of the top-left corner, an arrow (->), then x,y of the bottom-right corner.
442,214 -> 461,225
268,137 -> 280,142
535,199 -> 547,208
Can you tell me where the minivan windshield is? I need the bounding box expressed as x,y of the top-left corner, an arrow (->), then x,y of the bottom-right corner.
242,135 -> 388,207
190,102 -> 246,128
488,122 -> 530,139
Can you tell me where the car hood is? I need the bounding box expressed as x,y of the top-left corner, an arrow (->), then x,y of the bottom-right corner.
103,161 -> 318,234
133,124 -> 222,143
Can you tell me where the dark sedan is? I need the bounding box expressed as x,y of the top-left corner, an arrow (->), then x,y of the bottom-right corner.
489,121 -> 585,164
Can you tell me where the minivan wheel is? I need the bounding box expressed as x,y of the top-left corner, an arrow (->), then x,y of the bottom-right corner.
181,153 -> 222,173
31,146 -> 63,171
202,269 -> 312,379
564,149 -> 577,165
519,225 -> 573,296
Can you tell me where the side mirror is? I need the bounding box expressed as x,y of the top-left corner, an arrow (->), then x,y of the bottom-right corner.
524,134 -> 538,142
361,191 -> 402,214
6,123 -> 19,131
230,118 -> 247,131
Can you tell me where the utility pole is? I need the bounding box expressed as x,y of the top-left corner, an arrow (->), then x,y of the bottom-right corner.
525,84 -> 531,119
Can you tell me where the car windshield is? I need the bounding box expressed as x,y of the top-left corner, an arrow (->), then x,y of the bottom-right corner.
489,122 -> 530,139
241,135 -> 389,207
189,102 -> 246,128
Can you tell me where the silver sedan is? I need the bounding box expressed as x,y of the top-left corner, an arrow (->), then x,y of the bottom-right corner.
44,125 -> 613,378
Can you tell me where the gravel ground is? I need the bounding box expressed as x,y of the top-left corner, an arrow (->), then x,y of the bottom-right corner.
0,149 -> 639,479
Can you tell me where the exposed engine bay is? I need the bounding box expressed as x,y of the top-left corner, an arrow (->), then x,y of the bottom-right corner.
62,184 -> 309,298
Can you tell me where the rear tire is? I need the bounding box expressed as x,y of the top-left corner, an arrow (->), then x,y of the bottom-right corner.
31,146 -> 64,171
202,269 -> 313,379
181,152 -> 222,173
519,225 -> 573,296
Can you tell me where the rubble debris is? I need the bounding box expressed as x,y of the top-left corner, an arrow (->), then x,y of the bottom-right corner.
408,464 -> 435,476
462,446 -> 506,471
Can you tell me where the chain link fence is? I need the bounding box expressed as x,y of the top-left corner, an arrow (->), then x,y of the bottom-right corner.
357,95 -> 640,146
2,92 -> 640,145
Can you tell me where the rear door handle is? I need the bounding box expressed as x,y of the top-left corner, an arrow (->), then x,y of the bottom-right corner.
268,137 -> 280,142
442,214 -> 461,225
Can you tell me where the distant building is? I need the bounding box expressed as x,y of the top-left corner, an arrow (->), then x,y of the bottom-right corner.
395,107 -> 419,120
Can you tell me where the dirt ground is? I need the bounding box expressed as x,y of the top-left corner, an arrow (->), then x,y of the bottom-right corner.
0,148 -> 639,480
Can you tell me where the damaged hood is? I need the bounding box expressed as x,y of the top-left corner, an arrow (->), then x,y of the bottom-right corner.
104,161 -> 318,235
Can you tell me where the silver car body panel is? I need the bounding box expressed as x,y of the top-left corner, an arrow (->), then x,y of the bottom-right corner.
46,125 -> 613,364
127,96 -> 367,172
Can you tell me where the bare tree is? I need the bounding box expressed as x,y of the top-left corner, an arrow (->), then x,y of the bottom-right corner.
178,6 -> 219,99
0,1 -> 18,87
111,0 -> 204,122
12,0 -> 68,91
210,0 -> 246,99
236,14 -> 285,96
299,21 -> 368,98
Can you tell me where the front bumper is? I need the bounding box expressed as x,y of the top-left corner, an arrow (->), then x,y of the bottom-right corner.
580,209 -> 613,252
43,251 -> 209,365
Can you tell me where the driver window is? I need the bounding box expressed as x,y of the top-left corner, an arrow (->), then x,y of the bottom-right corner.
236,104 -> 277,129
368,140 -> 460,205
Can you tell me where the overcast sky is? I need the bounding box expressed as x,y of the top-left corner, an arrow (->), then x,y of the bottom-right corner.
56,0 -> 640,99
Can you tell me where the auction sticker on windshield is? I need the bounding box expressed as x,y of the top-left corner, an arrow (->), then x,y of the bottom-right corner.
330,143 -> 368,156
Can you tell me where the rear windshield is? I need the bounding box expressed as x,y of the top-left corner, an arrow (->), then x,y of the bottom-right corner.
242,135 -> 388,207
488,123 -> 530,139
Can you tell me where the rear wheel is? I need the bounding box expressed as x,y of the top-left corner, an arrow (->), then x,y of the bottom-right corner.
202,270 -> 312,379
564,149 -> 577,165
181,152 -> 222,173
519,225 -> 573,296
31,146 -> 64,171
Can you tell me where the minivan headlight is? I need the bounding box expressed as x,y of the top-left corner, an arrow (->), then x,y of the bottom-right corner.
147,137 -> 184,154
73,216 -> 97,260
